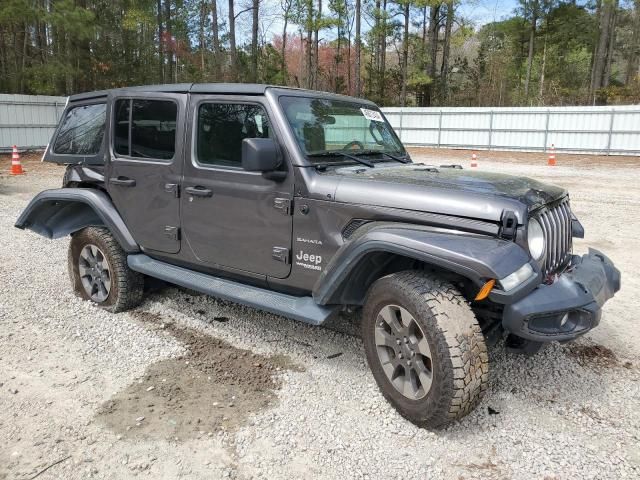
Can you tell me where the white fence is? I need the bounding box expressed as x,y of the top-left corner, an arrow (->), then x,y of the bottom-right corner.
381,106 -> 640,155
0,94 -> 67,152
1,94 -> 639,156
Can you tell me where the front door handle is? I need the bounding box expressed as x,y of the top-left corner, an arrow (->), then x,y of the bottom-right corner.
109,176 -> 136,187
184,186 -> 213,198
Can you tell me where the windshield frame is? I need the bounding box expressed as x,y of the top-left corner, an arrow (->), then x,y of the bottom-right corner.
275,93 -> 407,167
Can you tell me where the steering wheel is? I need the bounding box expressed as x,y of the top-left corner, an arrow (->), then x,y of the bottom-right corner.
343,140 -> 365,151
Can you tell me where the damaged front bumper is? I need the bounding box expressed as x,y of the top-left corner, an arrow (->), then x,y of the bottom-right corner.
501,249 -> 621,343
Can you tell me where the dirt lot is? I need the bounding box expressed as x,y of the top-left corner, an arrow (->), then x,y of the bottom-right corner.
1,151 -> 639,480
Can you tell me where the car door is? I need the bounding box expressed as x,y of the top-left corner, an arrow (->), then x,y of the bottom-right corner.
106,93 -> 186,254
180,95 -> 293,278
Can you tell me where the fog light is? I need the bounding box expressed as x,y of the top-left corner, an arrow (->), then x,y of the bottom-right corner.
528,313 -> 568,334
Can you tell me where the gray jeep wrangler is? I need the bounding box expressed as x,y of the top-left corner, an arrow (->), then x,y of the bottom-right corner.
16,84 -> 620,428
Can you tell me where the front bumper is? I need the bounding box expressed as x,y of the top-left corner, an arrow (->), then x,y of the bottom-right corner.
502,249 -> 621,342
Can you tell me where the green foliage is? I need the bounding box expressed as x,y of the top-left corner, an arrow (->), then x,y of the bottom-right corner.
0,0 -> 637,106
407,71 -> 432,90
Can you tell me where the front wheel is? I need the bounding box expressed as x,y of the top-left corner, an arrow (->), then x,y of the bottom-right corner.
68,227 -> 144,313
362,271 -> 489,428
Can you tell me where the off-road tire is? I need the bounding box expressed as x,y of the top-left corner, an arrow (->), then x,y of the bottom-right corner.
362,271 -> 489,428
68,227 -> 144,313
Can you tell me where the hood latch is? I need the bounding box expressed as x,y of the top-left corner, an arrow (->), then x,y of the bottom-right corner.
500,210 -> 518,240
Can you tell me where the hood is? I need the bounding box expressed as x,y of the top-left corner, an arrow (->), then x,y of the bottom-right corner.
329,163 -> 567,223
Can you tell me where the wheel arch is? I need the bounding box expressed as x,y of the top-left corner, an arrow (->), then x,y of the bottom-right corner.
15,188 -> 139,253
312,223 -> 531,306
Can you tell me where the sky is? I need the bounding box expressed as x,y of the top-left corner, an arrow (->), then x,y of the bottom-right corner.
458,0 -> 519,26
226,0 -> 521,46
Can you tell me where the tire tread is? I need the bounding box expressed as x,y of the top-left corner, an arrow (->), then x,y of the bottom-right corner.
363,270 -> 489,428
69,227 -> 143,313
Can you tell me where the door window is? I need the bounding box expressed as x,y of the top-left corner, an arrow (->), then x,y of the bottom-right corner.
114,99 -> 130,156
197,103 -> 271,167
113,99 -> 177,160
53,103 -> 106,155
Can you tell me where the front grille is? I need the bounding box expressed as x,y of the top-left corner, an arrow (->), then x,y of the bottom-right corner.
537,197 -> 573,276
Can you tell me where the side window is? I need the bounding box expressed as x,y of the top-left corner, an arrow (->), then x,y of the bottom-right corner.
114,99 -> 130,156
53,103 -> 106,155
197,103 -> 271,167
113,99 -> 177,160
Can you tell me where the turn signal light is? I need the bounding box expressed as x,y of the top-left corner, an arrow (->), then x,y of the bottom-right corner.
474,279 -> 496,301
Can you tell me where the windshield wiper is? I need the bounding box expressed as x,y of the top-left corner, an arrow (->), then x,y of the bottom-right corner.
307,151 -> 375,168
352,150 -> 411,164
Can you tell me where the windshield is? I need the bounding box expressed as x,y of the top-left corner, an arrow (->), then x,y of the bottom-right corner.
279,96 -> 405,162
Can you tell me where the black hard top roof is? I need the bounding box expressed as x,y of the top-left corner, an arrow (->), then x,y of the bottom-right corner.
67,83 -> 377,106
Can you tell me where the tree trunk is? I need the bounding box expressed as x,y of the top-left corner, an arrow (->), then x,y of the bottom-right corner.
313,0 -> 322,89
77,0 -> 91,92
199,1 -> 206,74
524,1 -> 538,101
440,0 -> 454,102
20,21 -> 28,93
335,13 -> 341,93
603,4 -> 617,87
373,0 -> 380,92
589,0 -> 602,95
378,0 -> 387,102
64,27 -> 72,94
538,34 -> 547,104
426,3 -> 440,106
401,2 -> 409,106
211,0 -> 221,78
228,0 -> 237,80
591,0 -> 617,93
164,0 -> 174,82
306,0 -> 313,88
625,0 -> 640,84
354,0 -> 362,96
157,0 -> 164,81
37,7 -> 47,64
346,17 -> 352,94
367,39 -> 375,96
251,0 -> 259,82
298,27 -> 305,87
0,28 -> 6,88
422,6 -> 427,45
281,0 -> 290,83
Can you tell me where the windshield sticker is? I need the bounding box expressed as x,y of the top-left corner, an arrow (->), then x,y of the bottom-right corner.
360,108 -> 384,122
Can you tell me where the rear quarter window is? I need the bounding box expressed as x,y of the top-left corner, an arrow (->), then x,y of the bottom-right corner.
113,99 -> 177,161
53,103 -> 106,155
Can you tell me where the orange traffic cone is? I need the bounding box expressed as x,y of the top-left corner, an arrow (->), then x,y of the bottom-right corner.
10,145 -> 25,175
471,152 -> 478,167
547,144 -> 556,166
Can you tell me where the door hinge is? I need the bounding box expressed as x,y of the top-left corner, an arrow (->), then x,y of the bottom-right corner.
164,183 -> 180,198
164,226 -> 180,241
273,198 -> 292,215
272,247 -> 290,264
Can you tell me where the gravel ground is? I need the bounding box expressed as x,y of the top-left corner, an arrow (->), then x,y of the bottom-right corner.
1,152 -> 639,480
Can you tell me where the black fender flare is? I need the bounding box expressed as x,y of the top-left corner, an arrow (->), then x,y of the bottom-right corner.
312,223 -> 533,305
14,188 -> 139,253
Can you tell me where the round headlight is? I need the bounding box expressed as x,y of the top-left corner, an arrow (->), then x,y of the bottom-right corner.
527,218 -> 545,261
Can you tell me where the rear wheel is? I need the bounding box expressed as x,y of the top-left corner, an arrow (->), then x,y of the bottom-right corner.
362,271 -> 489,428
68,227 -> 144,312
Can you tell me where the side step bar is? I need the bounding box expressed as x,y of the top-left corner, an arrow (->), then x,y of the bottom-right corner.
127,254 -> 336,326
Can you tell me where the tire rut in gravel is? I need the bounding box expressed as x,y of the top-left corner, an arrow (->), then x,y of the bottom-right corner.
95,310 -> 303,441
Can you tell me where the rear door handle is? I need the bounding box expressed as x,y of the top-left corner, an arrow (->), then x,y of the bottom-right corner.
109,176 -> 136,187
184,186 -> 213,198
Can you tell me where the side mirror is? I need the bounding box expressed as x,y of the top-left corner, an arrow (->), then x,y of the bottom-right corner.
242,138 -> 279,172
